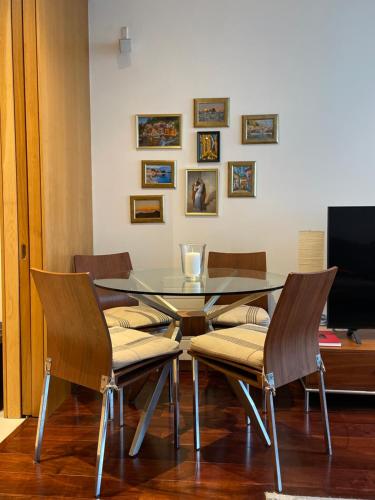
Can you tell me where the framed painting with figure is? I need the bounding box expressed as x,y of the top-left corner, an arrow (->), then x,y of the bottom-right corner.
130,195 -> 164,223
185,168 -> 218,216
194,98 -> 229,127
242,114 -> 278,144
228,161 -> 256,197
142,160 -> 176,188
197,131 -> 220,162
136,114 -> 182,149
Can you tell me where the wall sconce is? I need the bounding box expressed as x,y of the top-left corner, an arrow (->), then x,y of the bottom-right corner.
119,26 -> 132,54
298,230 -> 325,272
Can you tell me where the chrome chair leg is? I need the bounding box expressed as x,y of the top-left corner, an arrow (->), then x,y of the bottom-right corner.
172,358 -> 180,448
318,368 -> 332,455
119,387 -> 124,427
129,362 -> 171,457
304,388 -> 310,413
226,377 -> 270,447
95,388 -> 110,497
168,366 -> 173,404
245,383 -> 251,425
108,390 -> 114,421
262,388 -> 267,414
266,387 -> 282,493
34,358 -> 52,463
192,357 -> 200,450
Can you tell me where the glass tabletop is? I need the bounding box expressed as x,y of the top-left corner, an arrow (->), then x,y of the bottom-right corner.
94,268 -> 285,296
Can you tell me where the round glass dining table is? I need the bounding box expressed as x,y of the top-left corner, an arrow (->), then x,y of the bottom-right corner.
95,267 -> 285,339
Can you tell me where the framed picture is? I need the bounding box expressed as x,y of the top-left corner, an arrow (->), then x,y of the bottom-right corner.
194,98 -> 229,127
136,114 -> 182,149
130,195 -> 164,223
185,168 -> 218,216
141,160 -> 176,188
242,114 -> 278,144
228,161 -> 256,197
197,131 -> 220,163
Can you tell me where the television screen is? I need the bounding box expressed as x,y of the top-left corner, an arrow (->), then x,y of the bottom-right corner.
327,206 -> 375,329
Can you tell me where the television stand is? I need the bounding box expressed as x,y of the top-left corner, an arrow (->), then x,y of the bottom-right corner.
347,328 -> 362,344
302,330 -> 375,410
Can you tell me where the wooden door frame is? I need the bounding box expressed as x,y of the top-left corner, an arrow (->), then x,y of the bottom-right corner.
0,0 -> 23,418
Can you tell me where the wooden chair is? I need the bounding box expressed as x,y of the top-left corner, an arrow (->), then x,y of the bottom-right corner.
31,269 -> 181,497
190,268 -> 337,492
206,251 -> 270,328
74,252 -> 172,331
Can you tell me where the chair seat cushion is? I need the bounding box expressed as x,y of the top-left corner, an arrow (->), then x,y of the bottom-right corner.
210,304 -> 270,327
109,327 -> 179,370
104,305 -> 171,329
190,324 -> 266,370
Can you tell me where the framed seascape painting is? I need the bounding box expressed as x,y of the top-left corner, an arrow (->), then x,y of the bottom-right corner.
242,114 -> 278,144
141,160 -> 176,188
130,195 -> 164,223
197,131 -> 220,163
194,98 -> 229,127
185,168 -> 218,216
136,114 -> 182,149
228,161 -> 256,197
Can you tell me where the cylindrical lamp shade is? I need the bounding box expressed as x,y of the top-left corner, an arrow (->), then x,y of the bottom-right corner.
298,231 -> 325,272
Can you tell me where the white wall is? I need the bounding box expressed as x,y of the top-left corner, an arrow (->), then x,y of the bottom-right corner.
89,0 -> 375,275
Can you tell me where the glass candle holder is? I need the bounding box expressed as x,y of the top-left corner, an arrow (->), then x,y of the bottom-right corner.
179,243 -> 206,281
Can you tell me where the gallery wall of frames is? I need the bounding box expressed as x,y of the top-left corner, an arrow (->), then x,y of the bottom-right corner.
130,99 -> 279,224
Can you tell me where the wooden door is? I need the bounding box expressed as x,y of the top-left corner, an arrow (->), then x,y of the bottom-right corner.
0,0 -> 92,417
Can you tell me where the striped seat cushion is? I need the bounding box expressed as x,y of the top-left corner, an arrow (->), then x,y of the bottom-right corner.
104,305 -> 171,329
190,324 -> 267,370
110,326 -> 179,370
210,304 -> 270,327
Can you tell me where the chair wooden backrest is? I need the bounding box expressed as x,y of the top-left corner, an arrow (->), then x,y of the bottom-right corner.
74,252 -> 138,309
264,268 -> 337,388
207,251 -> 268,310
31,269 -> 113,392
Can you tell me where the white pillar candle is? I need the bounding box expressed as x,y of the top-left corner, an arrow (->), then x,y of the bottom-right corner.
185,251 -> 201,277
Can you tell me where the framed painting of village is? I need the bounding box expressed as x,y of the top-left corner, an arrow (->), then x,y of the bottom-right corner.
141,160 -> 176,188
242,114 -> 278,144
136,114 -> 182,149
228,161 -> 256,197
194,98 -> 229,127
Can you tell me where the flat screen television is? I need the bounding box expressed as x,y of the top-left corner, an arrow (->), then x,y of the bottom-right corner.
327,206 -> 375,332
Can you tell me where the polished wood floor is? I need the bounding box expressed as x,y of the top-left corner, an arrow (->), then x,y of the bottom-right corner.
0,370 -> 374,499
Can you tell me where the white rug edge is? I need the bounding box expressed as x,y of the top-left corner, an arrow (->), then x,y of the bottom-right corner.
265,493 -> 363,500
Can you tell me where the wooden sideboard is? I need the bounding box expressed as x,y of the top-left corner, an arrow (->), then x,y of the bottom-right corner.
303,330 -> 375,407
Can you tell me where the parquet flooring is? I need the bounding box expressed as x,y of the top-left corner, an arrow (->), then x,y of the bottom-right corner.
0,371 -> 374,499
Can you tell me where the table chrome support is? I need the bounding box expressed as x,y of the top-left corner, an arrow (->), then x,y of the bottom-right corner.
206,292 -> 267,321
226,376 -> 270,447
129,362 -> 171,457
126,292 -> 180,322
203,295 -> 221,312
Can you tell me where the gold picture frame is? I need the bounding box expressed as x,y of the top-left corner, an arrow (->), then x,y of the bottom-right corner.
130,195 -> 164,223
242,114 -> 279,144
194,98 -> 230,128
185,168 -> 219,216
141,160 -> 176,188
136,114 -> 182,149
228,161 -> 256,197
